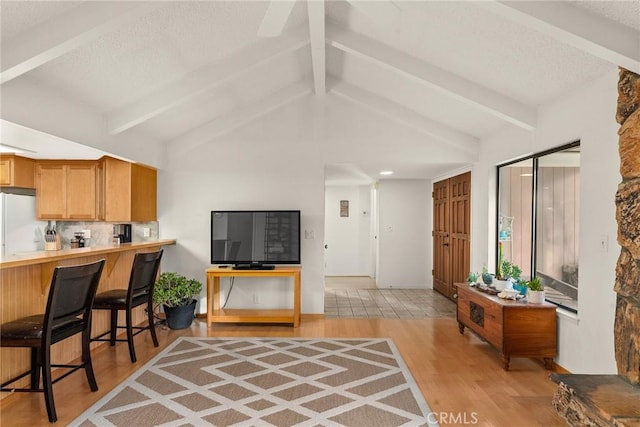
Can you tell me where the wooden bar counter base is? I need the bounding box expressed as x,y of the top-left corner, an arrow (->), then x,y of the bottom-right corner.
0,239 -> 176,399
455,282 -> 557,371
206,267 -> 301,327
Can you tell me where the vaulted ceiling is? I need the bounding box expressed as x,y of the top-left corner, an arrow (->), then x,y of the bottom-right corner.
1,1 -> 638,183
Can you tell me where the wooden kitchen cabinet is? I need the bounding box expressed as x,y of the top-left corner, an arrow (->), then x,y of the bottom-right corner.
455,282 -> 557,370
35,161 -> 98,220
102,156 -> 157,221
0,154 -> 35,188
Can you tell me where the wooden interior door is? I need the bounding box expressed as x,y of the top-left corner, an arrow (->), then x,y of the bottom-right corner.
433,179 -> 450,297
433,172 -> 471,300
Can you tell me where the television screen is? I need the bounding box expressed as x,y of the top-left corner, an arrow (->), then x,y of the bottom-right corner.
211,210 -> 301,266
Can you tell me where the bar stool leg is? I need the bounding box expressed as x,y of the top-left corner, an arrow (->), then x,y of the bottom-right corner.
109,310 -> 118,346
126,308 -> 136,363
147,299 -> 159,347
42,346 -> 57,423
30,348 -> 40,389
82,329 -> 98,391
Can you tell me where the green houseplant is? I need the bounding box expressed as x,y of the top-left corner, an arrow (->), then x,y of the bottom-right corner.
493,242 -> 521,290
153,272 -> 203,329
526,277 -> 545,303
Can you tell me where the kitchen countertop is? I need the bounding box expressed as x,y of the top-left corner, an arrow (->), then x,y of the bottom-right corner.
0,239 -> 177,269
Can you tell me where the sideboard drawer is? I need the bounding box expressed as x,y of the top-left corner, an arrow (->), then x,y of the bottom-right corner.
457,288 -> 503,349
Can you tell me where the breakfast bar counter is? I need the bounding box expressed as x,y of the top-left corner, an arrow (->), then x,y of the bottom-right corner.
0,239 -> 176,399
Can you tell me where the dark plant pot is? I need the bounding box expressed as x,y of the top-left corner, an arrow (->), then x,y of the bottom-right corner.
163,300 -> 197,329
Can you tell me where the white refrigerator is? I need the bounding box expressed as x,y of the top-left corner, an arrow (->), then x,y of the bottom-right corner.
0,192 -> 46,258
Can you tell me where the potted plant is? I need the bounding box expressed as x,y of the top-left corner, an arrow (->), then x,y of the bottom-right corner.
153,272 -> 203,329
493,242 -> 521,290
512,278 -> 529,296
526,277 -> 545,303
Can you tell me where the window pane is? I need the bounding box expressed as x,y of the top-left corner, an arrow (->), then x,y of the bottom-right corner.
498,159 -> 533,278
536,147 -> 580,311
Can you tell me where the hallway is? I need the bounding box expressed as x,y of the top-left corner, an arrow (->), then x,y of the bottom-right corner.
324,277 -> 456,319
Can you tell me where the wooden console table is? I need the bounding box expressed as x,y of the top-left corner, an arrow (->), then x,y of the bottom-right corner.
455,282 -> 557,370
205,267 -> 301,327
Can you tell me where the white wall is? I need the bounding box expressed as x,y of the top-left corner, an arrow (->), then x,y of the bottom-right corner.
324,185 -> 373,276
469,70 -> 620,374
159,98 -> 326,314
376,179 -> 431,289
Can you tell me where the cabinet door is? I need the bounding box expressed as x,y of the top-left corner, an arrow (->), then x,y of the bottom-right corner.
66,164 -> 97,219
0,156 -> 35,188
0,158 -> 12,186
130,163 -> 157,221
36,164 -> 66,219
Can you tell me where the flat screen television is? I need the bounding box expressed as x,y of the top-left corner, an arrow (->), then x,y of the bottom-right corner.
211,210 -> 300,269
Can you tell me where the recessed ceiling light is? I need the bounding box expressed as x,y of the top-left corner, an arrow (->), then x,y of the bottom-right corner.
379,171 -> 394,176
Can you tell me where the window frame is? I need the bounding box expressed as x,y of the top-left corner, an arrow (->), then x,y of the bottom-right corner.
496,140 -> 581,313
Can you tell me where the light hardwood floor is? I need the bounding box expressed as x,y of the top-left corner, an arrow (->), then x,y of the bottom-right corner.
0,317 -> 566,426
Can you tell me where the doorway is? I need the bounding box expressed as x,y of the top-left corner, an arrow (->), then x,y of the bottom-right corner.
324,184 -> 376,289
433,171 -> 471,300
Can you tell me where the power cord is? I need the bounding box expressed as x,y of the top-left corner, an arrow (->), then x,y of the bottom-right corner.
221,277 -> 235,309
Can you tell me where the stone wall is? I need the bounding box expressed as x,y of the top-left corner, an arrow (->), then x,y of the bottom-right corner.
614,68 -> 640,385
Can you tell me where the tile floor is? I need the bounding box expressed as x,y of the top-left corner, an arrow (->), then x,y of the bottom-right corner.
324,287 -> 457,319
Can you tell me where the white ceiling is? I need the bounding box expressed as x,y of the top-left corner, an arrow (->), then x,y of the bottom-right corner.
1,1 -> 638,183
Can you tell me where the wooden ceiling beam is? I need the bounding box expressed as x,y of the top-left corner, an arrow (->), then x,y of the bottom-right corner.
107,25 -> 309,135
257,0 -> 297,37
330,77 -> 479,157
480,1 -> 640,73
0,2 -> 154,84
326,23 -> 537,131
166,82 -> 311,158
307,0 -> 326,96
344,0 -> 402,31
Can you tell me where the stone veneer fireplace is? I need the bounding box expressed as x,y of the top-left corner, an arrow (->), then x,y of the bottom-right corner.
552,68 -> 640,425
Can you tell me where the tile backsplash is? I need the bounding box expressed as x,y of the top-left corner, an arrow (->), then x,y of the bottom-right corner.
54,221 -> 160,248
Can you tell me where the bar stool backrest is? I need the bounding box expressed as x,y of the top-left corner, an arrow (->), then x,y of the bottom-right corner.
44,260 -> 105,345
127,250 -> 164,303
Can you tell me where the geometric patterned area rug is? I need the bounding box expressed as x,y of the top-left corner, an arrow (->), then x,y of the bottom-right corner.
71,338 -> 437,426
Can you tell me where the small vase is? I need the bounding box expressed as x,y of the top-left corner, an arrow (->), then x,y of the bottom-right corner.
528,290 -> 545,304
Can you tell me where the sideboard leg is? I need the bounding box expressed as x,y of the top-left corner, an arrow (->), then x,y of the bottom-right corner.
502,355 -> 510,371
458,322 -> 465,334
543,358 -> 554,370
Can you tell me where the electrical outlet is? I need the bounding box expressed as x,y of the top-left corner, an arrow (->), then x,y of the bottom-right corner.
252,294 -> 260,304
305,229 -> 315,239
143,227 -> 150,237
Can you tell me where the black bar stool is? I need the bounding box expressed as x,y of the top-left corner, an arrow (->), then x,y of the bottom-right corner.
90,250 -> 163,363
0,259 -> 106,423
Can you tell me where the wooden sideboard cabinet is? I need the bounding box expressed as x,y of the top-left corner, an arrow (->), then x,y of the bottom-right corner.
455,282 -> 557,371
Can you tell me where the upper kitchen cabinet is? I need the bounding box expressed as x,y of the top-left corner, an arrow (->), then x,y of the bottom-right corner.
0,154 -> 35,189
35,161 -> 99,220
102,156 -> 157,222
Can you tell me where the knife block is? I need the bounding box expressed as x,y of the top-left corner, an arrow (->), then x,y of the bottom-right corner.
45,235 -> 61,251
